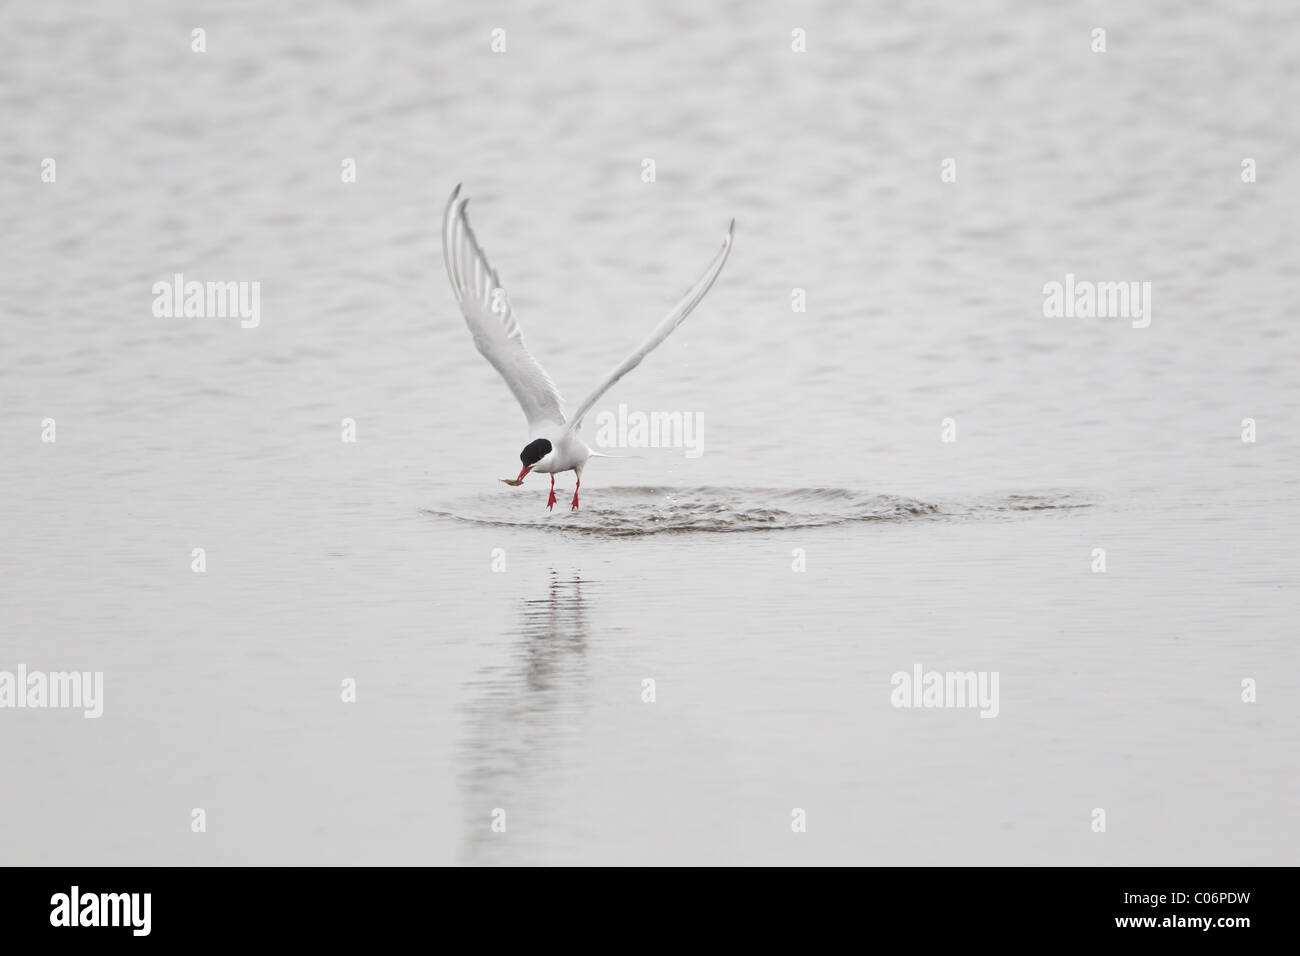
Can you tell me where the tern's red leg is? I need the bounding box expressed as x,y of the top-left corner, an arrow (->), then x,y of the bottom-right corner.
570,475 -> 580,511
546,475 -> 557,510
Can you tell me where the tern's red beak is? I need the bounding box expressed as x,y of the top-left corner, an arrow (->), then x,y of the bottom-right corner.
516,466 -> 532,482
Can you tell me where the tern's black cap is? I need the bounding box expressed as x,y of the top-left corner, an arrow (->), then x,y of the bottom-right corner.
520,438 -> 552,467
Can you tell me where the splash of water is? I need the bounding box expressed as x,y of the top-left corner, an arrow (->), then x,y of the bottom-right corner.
422,486 -> 1091,537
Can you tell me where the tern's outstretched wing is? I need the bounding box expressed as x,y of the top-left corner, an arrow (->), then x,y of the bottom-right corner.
442,184 -> 566,431
567,220 -> 734,432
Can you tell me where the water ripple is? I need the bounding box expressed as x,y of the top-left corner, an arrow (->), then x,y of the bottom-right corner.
422,486 -> 1091,537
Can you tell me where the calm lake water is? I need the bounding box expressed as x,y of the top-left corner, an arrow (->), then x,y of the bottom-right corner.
1,0 -> 1297,865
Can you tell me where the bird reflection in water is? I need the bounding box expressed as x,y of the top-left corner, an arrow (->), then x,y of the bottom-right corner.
459,570 -> 590,863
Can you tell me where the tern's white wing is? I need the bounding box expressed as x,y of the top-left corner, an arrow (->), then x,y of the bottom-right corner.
567,220 -> 734,432
442,184 -> 566,431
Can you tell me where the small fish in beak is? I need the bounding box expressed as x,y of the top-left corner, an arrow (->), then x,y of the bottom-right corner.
501,465 -> 532,486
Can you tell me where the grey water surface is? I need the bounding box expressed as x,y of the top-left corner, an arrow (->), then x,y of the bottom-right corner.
1,0 -> 1297,865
